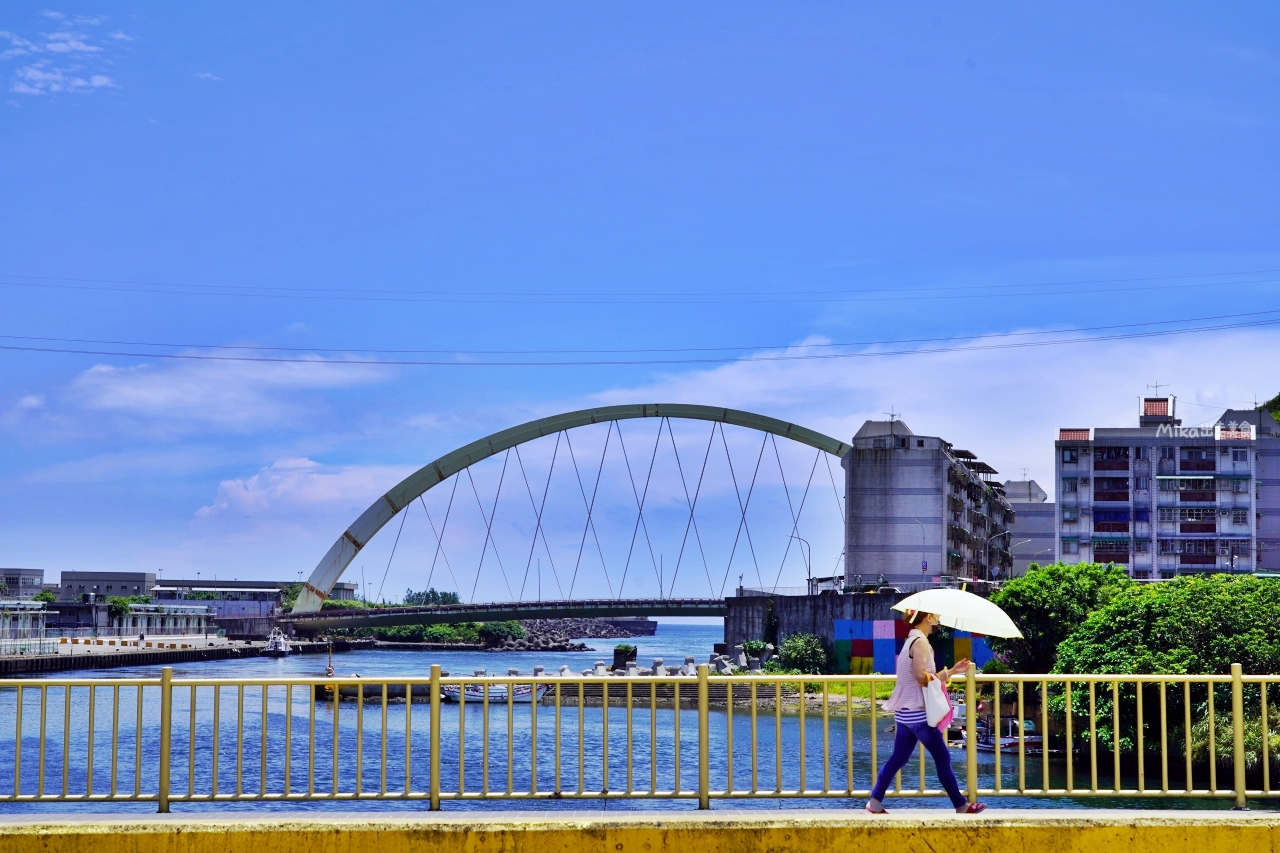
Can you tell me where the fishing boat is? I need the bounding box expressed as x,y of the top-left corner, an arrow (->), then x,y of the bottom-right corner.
965,716 -> 1051,755
441,682 -> 549,703
261,627 -> 291,658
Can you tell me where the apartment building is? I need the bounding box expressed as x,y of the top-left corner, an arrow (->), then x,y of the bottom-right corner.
1054,397 -> 1280,578
1003,480 -> 1056,575
843,420 -> 1015,589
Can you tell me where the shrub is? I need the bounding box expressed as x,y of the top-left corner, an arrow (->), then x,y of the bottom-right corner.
614,643 -> 636,653
987,561 -> 1132,673
477,621 -> 525,646
777,632 -> 829,674
321,598 -> 370,610
742,639 -> 767,658
423,624 -> 458,643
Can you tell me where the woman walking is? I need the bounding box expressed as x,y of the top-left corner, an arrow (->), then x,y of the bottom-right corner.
866,608 -> 986,814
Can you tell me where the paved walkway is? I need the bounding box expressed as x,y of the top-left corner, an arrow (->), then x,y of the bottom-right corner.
1,809 -> 1277,853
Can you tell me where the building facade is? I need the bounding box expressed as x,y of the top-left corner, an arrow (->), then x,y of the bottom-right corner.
57,571 -> 156,601
0,568 -> 45,600
843,420 -> 1015,589
1054,397 -> 1280,577
1004,480 -> 1057,575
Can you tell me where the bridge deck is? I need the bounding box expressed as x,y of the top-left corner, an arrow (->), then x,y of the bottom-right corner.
279,597 -> 727,631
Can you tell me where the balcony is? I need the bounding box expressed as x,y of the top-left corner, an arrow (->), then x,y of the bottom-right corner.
1094,491 -> 1130,502
1180,522 -> 1216,534
1178,492 -> 1216,503
1180,460 -> 1216,473
1094,460 -> 1130,471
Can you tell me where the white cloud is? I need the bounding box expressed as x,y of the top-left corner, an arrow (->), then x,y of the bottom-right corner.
17,394 -> 43,409
2,15 -> 120,95
107,30 -> 131,41
68,354 -> 389,435
194,72 -> 220,81
11,60 -> 113,94
590,327 -> 1280,500
44,31 -> 100,53
191,458 -> 417,547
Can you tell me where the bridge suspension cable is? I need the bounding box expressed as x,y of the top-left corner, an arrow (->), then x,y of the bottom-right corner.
291,404 -> 851,613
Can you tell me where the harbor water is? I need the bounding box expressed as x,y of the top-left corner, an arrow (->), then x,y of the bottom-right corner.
0,623 -> 1255,813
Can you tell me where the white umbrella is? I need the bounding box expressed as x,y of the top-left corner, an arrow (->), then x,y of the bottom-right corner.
891,588 -> 1023,638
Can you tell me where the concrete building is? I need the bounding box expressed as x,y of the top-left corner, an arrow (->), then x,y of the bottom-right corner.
1004,480 -> 1057,575
842,419 -> 1015,589
57,571 -> 155,601
1054,397 -> 1280,578
0,568 -> 45,600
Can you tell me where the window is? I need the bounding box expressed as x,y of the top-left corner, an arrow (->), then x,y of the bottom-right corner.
917,439 -> 924,448
1135,477 -> 1150,490
1182,448 -> 1213,462
1134,447 -> 1150,460
1063,478 -> 1078,493
873,438 -> 887,448
1062,507 -> 1079,522
1160,447 -> 1176,461
1233,449 -> 1249,462
1134,540 -> 1150,554
1062,449 -> 1079,464
1233,510 -> 1249,525
1062,540 -> 1079,555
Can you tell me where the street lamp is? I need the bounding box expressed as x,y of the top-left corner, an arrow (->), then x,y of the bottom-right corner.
983,530 -> 1012,582
790,535 -> 812,593
910,518 -> 927,576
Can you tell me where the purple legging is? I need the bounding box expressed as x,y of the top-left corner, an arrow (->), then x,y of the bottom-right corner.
869,720 -> 967,808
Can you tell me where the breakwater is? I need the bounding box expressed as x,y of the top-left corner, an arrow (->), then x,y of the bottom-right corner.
0,638 -> 375,677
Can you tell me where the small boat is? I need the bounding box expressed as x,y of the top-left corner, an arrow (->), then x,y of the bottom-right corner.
261,627 -> 292,658
441,682 -> 549,704
962,716 -> 1051,755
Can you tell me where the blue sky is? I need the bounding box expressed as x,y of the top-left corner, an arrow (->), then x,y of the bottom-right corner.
0,4 -> 1277,599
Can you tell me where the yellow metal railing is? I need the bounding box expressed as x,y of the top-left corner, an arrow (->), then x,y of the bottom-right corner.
0,664 -> 1275,811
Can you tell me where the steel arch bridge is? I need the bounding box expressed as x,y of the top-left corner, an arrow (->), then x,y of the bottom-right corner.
291,403 -> 851,614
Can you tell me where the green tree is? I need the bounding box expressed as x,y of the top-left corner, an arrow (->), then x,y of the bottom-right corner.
1055,575 -> 1280,676
281,583 -> 302,610
32,590 -> 56,604
777,632 -> 829,674
1259,391 -> 1280,421
477,621 -> 525,646
404,587 -> 461,606
987,561 -> 1132,673
106,594 -> 152,622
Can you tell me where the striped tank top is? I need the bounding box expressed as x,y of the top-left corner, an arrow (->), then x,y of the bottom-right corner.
882,629 -> 933,726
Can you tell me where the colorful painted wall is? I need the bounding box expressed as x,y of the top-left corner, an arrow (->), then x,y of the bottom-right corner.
831,619 -> 994,674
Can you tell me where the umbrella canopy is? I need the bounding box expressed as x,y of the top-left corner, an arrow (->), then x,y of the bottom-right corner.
891,588 -> 1023,638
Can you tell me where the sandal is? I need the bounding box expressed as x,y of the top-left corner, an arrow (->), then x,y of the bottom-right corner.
961,803 -> 987,814
866,804 -> 888,814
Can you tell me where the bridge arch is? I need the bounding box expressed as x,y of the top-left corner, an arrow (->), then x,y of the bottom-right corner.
291,403 -> 850,613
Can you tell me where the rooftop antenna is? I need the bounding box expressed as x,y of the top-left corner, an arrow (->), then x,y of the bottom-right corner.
1147,381 -> 1168,396
884,407 -> 899,436
1021,467 -> 1029,481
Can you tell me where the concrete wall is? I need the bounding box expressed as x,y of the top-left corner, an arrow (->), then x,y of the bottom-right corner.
6,812 -> 1280,853
1008,500 -> 1056,575
725,592 -> 902,648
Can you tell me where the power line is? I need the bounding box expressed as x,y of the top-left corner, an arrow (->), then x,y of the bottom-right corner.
0,271 -> 1276,306
2,307 -> 1278,356
0,315 -> 1277,366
